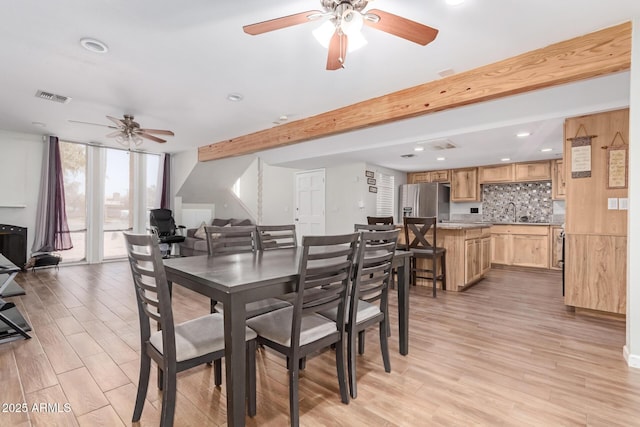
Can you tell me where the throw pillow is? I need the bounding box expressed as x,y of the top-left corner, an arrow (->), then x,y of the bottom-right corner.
193,221 -> 207,239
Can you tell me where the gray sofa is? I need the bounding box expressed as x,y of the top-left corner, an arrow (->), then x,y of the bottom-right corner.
179,218 -> 254,256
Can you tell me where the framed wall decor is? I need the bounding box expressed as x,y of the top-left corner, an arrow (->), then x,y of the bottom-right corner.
369,186 -> 377,193
567,124 -> 595,179
365,170 -> 374,178
606,131 -> 628,189
367,178 -> 376,185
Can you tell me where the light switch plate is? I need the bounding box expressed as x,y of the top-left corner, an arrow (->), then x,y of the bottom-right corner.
619,198 -> 629,210
608,198 -> 619,210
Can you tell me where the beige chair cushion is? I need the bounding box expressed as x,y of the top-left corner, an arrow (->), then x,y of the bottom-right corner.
320,297 -> 381,324
149,313 -> 257,362
247,306 -> 337,347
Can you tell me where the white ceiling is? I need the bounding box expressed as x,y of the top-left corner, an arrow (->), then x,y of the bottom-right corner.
0,1 -> 638,172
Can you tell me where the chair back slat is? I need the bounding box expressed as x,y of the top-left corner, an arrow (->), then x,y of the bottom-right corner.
290,233 -> 359,349
366,216 -> 394,225
403,217 -> 437,249
257,224 -> 297,250
350,229 -> 398,324
124,232 -> 176,352
205,225 -> 258,256
355,224 -> 396,232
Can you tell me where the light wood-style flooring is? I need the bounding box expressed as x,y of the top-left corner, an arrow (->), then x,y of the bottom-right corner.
1,263 -> 639,426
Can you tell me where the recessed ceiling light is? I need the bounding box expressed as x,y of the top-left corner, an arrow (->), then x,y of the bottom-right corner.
445,0 -> 465,5
436,157 -> 446,161
501,158 -> 511,162
540,148 -> 553,152
516,132 -> 531,138
414,146 -> 424,152
227,93 -> 244,102
80,38 -> 109,53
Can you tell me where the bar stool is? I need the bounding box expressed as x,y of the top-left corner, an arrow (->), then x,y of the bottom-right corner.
403,217 -> 446,298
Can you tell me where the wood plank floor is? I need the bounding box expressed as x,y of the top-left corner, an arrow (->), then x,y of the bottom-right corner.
1,263 -> 640,426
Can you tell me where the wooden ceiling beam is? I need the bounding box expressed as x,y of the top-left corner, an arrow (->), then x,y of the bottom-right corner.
199,22 -> 631,162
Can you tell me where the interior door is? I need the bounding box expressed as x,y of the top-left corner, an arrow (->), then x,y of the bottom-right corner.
295,169 -> 325,243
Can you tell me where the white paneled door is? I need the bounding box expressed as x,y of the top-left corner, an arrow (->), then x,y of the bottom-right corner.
295,169 -> 325,243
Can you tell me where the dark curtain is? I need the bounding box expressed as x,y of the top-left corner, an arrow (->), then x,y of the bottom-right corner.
32,136 -> 73,253
160,153 -> 170,209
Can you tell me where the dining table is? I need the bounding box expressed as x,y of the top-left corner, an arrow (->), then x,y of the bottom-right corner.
163,247 -> 412,427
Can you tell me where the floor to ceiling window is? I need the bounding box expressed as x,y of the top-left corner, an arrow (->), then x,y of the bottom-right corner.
59,141 -> 161,263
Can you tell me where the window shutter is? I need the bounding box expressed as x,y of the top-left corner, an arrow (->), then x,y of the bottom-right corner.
376,173 -> 395,217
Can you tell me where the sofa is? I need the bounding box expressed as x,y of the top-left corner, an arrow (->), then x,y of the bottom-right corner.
179,218 -> 254,256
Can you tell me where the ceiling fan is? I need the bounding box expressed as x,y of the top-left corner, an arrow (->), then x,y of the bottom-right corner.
69,114 -> 174,146
243,0 -> 439,70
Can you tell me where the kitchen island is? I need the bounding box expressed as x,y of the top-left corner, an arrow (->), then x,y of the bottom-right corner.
398,223 -> 492,292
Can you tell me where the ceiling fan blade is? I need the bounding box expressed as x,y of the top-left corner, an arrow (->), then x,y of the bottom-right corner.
326,31 -> 348,70
363,9 -> 439,46
105,130 -> 123,138
243,10 -> 323,35
106,115 -> 126,127
68,120 -> 117,129
139,128 -> 174,136
140,133 -> 167,143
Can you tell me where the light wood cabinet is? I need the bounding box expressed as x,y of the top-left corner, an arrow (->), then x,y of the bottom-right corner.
430,170 -> 450,182
490,224 -> 550,269
464,228 -> 491,284
514,161 -> 552,182
408,172 -> 430,183
478,164 -> 515,183
481,237 -> 491,274
450,168 -> 479,202
550,226 -> 563,270
551,159 -> 566,200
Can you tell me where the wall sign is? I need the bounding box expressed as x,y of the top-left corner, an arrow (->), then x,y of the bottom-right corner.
368,186 -> 377,193
606,131 -> 628,189
567,125 -> 596,178
365,170 -> 374,178
367,178 -> 376,185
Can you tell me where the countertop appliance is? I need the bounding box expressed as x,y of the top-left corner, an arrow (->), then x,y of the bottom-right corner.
399,183 -> 450,222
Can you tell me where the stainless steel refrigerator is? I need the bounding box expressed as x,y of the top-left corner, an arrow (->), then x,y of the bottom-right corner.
399,183 -> 450,222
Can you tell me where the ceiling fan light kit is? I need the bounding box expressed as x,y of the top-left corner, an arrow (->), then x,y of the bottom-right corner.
69,114 -> 174,147
243,0 -> 438,70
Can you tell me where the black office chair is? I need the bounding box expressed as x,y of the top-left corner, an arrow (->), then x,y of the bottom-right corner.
149,209 -> 185,257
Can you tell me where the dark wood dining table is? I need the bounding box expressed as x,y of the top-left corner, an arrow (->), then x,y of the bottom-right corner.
163,248 -> 412,427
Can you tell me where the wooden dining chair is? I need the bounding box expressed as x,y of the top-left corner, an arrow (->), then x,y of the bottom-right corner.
204,225 -> 291,319
247,232 -> 360,427
256,224 -> 297,250
321,229 -> 398,398
403,216 -> 446,297
124,232 -> 257,427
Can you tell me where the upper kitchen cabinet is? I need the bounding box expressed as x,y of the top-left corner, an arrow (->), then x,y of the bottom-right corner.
551,159 -> 566,200
514,161 -> 552,182
429,170 -> 450,183
451,167 -> 480,202
408,172 -> 430,183
478,164 -> 515,183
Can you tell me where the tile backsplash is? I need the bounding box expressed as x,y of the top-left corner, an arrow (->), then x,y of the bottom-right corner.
482,181 -> 553,223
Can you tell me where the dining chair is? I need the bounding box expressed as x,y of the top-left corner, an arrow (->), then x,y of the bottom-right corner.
246,232 -> 360,427
321,229 -> 398,398
123,232 -> 258,427
204,225 -> 291,319
256,224 -> 297,250
403,216 -> 446,297
366,216 -> 394,226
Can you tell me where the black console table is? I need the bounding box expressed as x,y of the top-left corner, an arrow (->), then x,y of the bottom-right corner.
0,253 -> 31,342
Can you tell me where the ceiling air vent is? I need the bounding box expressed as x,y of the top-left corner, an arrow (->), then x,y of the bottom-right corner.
35,90 -> 72,104
426,139 -> 457,150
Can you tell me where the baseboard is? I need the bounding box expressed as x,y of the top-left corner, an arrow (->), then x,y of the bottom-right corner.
623,345 -> 640,369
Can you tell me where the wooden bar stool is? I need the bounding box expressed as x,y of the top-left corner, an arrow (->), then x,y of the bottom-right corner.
403,217 -> 446,298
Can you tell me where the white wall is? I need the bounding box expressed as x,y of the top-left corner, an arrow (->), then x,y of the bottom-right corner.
262,161 -> 298,225
0,130 -> 45,254
625,18 -> 640,368
325,162 -> 370,234
364,163 -> 408,223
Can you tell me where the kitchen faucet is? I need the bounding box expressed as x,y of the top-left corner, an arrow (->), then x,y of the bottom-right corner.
505,201 -> 517,222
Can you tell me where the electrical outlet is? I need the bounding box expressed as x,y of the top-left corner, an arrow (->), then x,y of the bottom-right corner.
608,198 -> 618,210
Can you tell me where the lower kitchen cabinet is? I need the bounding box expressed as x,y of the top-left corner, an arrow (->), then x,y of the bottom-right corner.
464,229 -> 491,285
550,226 -> 563,270
490,224 -> 550,269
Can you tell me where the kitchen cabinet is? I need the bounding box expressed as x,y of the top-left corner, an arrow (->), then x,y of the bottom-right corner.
464,227 -> 491,284
551,159 -> 566,200
514,161 -> 552,182
550,226 -> 563,270
450,168 -> 479,202
481,236 -> 491,274
430,170 -> 450,182
478,164 -> 515,183
490,224 -> 550,269
408,172 -> 430,183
